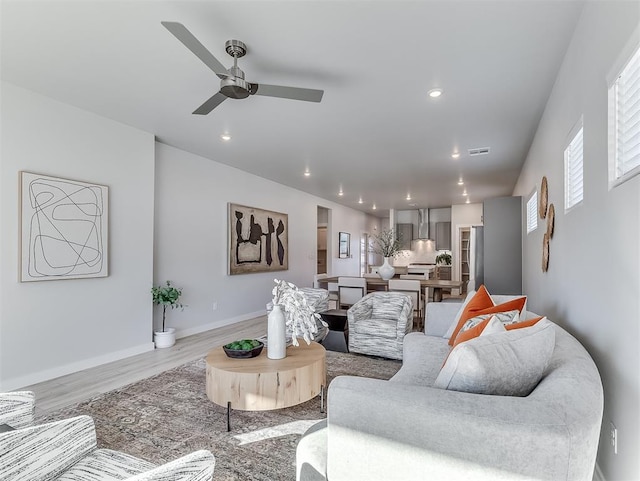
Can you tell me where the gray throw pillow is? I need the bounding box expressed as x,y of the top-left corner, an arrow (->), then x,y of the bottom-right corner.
434,319 -> 556,396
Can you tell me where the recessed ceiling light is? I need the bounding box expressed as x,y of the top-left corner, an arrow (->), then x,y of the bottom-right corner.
358,198 -> 363,204
428,88 -> 443,98
338,189 -> 344,196
220,134 -> 231,141
372,204 -> 377,210
304,170 -> 311,177
465,198 -> 470,204
406,194 -> 412,201
462,190 -> 468,196
457,179 -> 464,185
451,152 -> 460,159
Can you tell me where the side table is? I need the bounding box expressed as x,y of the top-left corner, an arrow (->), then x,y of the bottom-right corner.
206,342 -> 326,431
319,309 -> 349,353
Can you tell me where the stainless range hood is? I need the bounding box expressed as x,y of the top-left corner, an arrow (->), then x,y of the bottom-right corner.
417,208 -> 432,240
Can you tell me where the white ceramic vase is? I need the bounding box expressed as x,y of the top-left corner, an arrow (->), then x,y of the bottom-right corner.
378,257 -> 396,280
154,327 -> 176,349
267,304 -> 287,359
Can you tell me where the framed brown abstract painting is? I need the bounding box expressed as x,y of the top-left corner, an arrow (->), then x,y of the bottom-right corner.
228,203 -> 288,275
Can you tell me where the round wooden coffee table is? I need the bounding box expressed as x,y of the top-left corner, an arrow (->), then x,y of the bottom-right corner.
206,341 -> 326,430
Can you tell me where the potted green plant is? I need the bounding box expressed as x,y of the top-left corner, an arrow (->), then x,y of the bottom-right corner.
151,280 -> 185,348
435,252 -> 452,265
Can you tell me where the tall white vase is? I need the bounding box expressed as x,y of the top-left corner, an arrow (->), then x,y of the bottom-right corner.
378,257 -> 395,280
267,305 -> 287,360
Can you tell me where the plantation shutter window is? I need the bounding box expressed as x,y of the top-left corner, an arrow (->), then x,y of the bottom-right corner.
565,124 -> 584,211
609,43 -> 640,186
526,191 -> 537,233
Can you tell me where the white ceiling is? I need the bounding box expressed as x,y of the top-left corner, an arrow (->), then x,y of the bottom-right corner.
1,0 -> 584,217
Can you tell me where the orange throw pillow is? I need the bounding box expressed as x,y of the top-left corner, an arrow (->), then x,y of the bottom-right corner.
505,316 -> 545,330
452,317 -> 492,347
448,285 -> 494,346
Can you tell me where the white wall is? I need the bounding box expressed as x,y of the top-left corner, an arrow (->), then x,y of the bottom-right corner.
0,82 -> 156,390
154,142 -> 369,337
512,3 -> 640,480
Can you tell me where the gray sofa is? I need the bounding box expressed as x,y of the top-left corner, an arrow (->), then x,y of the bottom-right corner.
296,298 -> 604,481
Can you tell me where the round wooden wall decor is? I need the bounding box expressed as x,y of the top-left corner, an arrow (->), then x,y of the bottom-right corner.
539,176 -> 548,219
542,233 -> 550,272
547,203 -> 555,238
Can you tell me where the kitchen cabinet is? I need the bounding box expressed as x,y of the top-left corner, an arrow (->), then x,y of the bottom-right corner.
435,222 -> 451,250
436,265 -> 452,280
396,223 -> 413,250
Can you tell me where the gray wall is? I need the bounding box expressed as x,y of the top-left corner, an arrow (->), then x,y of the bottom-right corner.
483,196 -> 522,295
513,2 -> 640,479
1,82 -> 156,389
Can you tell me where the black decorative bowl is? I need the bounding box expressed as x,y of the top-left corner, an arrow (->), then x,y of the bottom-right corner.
223,340 -> 264,359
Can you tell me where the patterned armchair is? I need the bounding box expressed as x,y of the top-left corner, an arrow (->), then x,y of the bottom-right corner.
0,391 -> 35,429
0,415 -> 215,480
347,292 -> 413,360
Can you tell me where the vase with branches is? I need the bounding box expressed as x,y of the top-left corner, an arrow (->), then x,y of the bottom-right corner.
372,229 -> 404,280
372,229 -> 403,258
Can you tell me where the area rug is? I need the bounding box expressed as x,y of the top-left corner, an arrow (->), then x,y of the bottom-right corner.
37,350 -> 401,481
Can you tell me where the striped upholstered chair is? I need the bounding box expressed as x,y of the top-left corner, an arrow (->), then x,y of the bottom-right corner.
347,292 -> 413,360
0,391 -> 35,429
0,415 -> 215,480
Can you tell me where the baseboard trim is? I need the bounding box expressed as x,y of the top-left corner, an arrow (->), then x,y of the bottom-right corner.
1,312 -> 267,391
3,342 -> 156,391
593,463 -> 606,481
175,310 -> 265,339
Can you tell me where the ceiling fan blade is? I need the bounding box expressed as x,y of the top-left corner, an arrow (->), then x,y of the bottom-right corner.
251,84 -> 324,103
193,92 -> 227,115
161,21 -> 228,79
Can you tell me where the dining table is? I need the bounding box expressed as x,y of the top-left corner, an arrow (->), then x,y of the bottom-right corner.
318,276 -> 464,302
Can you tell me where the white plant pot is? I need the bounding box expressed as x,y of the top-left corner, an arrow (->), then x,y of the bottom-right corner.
154,328 -> 176,349
378,257 -> 396,280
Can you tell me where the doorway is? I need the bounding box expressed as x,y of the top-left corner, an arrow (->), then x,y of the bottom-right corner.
317,207 -> 329,274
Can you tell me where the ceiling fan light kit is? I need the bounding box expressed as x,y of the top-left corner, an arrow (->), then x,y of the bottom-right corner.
162,22 -> 324,114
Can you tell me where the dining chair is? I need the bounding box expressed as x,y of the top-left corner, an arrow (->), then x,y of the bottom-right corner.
338,277 -> 367,309
388,279 -> 423,322
314,274 -> 339,309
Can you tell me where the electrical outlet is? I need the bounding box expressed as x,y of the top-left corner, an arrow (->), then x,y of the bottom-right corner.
610,422 -> 618,454
212,302 -> 218,311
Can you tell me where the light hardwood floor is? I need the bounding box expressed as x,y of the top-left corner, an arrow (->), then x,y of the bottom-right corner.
24,316 -> 266,416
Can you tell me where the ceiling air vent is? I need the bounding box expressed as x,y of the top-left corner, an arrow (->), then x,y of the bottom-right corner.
468,147 -> 490,156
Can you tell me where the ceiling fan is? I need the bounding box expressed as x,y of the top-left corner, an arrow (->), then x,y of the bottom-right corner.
162,22 -> 324,115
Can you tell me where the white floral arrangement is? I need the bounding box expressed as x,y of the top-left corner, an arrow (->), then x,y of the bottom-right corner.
272,279 -> 325,346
